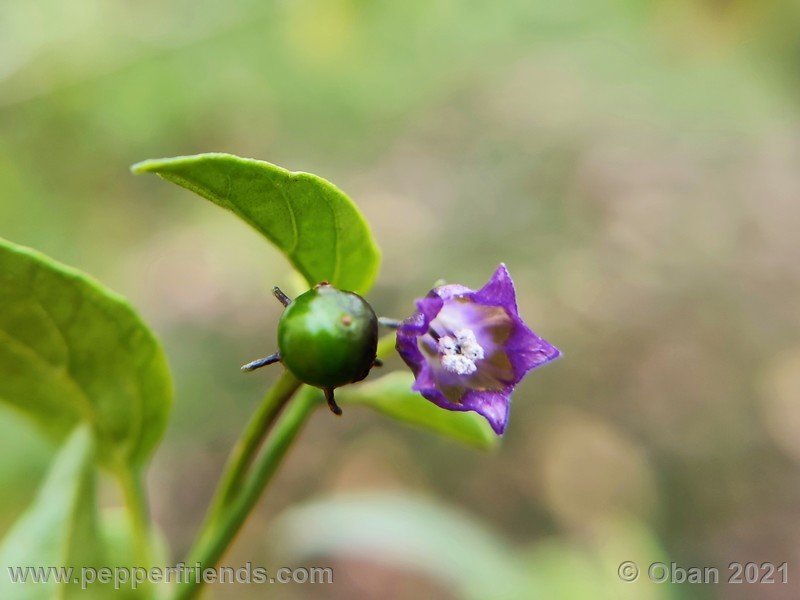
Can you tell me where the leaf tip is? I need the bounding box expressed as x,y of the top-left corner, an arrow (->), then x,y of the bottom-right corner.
130,159 -> 159,175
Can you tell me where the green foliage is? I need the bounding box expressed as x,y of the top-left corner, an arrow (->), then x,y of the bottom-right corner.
132,153 -> 381,295
337,372 -> 499,449
0,427 -> 104,600
0,238 -> 173,471
273,492 -> 532,600
130,152 -> 501,450
99,508 -> 170,599
275,493 -> 677,600
0,143 -> 506,599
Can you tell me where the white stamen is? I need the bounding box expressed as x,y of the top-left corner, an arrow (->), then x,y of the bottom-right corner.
455,329 -> 478,346
462,344 -> 484,361
437,336 -> 457,355
437,328 -> 484,375
441,354 -> 478,375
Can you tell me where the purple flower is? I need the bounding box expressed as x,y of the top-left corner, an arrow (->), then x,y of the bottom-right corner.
396,264 -> 561,435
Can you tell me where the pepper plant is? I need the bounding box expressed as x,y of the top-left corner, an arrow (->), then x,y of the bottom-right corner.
0,153 -> 559,598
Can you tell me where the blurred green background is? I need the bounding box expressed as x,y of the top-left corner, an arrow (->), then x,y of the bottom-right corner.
2,0 -> 800,598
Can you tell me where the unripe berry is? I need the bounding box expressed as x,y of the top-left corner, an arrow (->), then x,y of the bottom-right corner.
277,283 -> 378,389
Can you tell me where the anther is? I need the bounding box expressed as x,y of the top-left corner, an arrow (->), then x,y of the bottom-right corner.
437,328 -> 484,375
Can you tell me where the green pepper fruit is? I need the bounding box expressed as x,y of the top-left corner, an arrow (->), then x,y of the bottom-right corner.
241,283 -> 381,415
278,283 -> 378,391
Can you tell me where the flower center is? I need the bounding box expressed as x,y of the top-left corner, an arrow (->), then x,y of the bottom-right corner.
437,328 -> 485,375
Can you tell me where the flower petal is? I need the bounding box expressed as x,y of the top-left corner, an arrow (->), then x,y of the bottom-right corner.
473,263 -> 518,315
396,312 -> 428,377
461,388 -> 512,435
412,365 -> 456,409
415,373 -> 510,435
506,317 -> 562,380
430,283 -> 473,302
415,293 -> 444,326
395,265 -> 560,437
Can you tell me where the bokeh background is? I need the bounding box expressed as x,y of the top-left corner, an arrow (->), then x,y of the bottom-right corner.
3,0 -> 800,598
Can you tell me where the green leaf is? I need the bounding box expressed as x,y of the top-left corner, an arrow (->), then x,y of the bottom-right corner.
0,427 -> 105,600
132,153 -> 381,295
273,493 -> 532,600
275,495 -> 678,600
0,238 -> 172,469
337,372 -> 499,449
98,508 -> 170,599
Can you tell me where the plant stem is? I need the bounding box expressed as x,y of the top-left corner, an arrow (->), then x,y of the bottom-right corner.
171,333 -> 395,600
204,371 -> 301,525
172,386 -> 320,600
119,469 -> 151,568
378,316 -> 402,329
